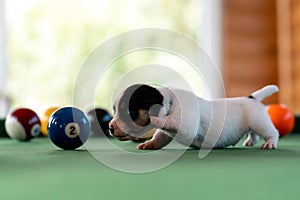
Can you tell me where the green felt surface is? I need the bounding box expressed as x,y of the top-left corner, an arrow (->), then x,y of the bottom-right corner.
0,134 -> 300,200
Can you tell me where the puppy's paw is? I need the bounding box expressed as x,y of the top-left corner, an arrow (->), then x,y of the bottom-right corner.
137,140 -> 162,150
243,134 -> 259,147
243,140 -> 255,147
261,139 -> 277,149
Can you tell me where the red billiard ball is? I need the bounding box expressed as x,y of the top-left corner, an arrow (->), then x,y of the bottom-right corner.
266,104 -> 295,137
5,108 -> 41,141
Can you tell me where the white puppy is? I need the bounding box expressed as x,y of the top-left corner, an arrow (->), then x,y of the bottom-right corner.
109,84 -> 279,150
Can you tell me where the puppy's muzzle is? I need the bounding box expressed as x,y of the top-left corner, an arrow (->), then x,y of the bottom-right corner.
108,126 -> 115,136
108,122 -> 127,138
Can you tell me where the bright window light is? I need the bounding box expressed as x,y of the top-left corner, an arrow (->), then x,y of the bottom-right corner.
2,0 -> 221,114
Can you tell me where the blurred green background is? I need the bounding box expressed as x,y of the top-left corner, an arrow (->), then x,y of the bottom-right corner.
3,0 -> 206,115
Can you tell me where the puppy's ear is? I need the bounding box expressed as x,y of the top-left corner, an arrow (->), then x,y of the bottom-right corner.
128,84 -> 163,115
119,84 -> 164,122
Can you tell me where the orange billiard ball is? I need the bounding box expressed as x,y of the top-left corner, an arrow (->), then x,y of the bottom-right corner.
40,107 -> 59,137
266,104 -> 295,137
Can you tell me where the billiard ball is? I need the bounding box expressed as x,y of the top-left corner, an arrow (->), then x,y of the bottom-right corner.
40,107 -> 59,137
48,107 -> 91,150
5,108 -> 41,141
86,108 -> 112,137
266,104 -> 295,137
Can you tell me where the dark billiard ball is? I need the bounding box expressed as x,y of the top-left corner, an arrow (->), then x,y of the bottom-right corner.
5,108 -> 41,141
86,108 -> 112,137
266,104 -> 295,137
48,107 -> 91,150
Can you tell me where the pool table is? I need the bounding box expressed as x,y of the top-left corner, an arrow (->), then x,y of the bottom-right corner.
0,118 -> 300,200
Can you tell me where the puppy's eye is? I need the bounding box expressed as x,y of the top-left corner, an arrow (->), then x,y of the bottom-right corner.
128,110 -> 138,121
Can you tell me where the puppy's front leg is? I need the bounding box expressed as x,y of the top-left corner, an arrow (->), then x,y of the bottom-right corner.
137,129 -> 172,150
150,115 -> 181,132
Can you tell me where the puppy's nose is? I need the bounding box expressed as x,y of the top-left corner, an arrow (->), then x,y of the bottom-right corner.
109,126 -> 115,135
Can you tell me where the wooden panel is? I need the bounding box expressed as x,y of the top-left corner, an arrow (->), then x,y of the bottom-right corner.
290,0 -> 300,113
276,0 -> 300,114
222,0 -> 278,104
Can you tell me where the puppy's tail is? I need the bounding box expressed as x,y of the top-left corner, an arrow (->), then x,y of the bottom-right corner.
249,85 -> 279,102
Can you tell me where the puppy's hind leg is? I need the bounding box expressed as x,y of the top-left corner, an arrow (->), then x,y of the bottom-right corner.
249,110 -> 279,149
243,132 -> 259,147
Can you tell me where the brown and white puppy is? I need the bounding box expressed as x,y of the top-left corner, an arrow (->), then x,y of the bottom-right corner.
109,84 -> 279,150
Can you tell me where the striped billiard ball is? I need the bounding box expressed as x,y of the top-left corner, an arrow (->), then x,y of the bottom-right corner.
5,108 -> 41,141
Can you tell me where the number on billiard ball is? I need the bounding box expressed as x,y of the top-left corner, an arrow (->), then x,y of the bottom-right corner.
65,122 -> 80,138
